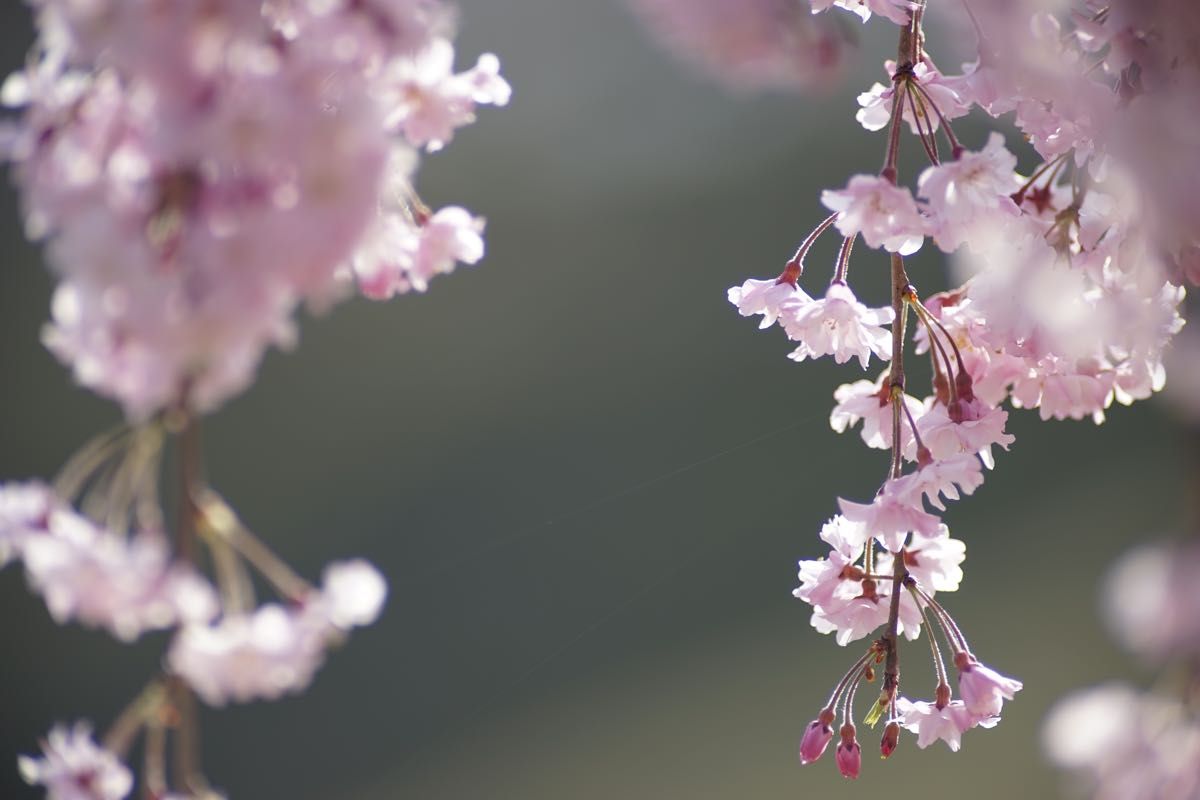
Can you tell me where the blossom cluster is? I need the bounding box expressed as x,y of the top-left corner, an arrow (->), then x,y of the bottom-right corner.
2,0 -> 509,419
2,1 -> 507,798
712,0 -> 1195,778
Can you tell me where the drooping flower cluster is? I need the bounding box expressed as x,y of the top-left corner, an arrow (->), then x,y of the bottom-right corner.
3,2 -> 507,798
715,0 -> 1194,778
2,0 -> 509,419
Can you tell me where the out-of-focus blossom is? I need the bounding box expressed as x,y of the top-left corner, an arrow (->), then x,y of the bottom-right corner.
3,0 -> 507,418
18,722 -> 133,800
169,559 -> 386,705
9,491 -> 218,641
1043,683 -> 1200,800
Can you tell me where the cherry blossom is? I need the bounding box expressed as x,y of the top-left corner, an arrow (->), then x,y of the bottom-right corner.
895,698 -> 998,751
169,603 -> 328,706
916,398 -> 1014,469
856,61 -> 970,136
918,133 -> 1021,253
727,278 -> 812,330
783,282 -> 894,369
18,722 -> 133,800
955,653 -> 1024,717
381,38 -> 511,152
838,487 -> 942,553
829,372 -> 922,452
20,512 -> 218,642
820,175 -> 925,255
169,559 -> 386,705
888,456 -> 984,512
899,526 -> 966,593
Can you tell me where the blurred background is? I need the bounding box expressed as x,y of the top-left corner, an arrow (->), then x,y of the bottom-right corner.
0,2 -> 1189,798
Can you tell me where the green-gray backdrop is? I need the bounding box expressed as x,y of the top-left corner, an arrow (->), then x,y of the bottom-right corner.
0,2 -> 1186,798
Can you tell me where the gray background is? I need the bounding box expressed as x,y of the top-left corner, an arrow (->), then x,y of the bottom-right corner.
0,2 -> 1187,798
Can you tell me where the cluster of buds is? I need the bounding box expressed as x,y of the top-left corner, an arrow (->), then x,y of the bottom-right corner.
701,0 -> 1196,778
0,0 -> 508,797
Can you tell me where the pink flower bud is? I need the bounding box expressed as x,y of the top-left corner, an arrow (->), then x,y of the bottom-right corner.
881,721 -> 900,758
798,709 -> 836,764
836,723 -> 862,779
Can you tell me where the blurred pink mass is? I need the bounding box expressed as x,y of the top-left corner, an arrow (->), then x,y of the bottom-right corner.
628,0 -> 849,91
2,0 -> 509,418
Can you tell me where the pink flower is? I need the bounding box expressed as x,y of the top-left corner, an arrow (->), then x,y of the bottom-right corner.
918,132 -> 1021,253
821,175 -> 925,255
794,520 -> 866,613
955,653 -> 1023,717
835,723 -> 862,779
888,455 -> 984,512
1011,356 -> 1116,423
783,282 -> 894,369
169,558 -> 386,705
895,697 -> 998,751
799,710 -> 836,764
18,722 -> 133,800
856,62 -> 970,135
810,581 -> 924,645
381,38 -> 511,152
353,204 -> 487,299
20,513 -> 218,642
898,526 -> 966,593
829,372 -> 922,451
838,487 -> 942,553
169,603 -> 328,706
916,398 -> 1014,469
728,278 -> 812,330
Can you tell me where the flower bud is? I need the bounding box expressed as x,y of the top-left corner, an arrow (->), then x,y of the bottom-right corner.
798,709 -> 836,765
880,721 -> 900,759
835,723 -> 862,779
